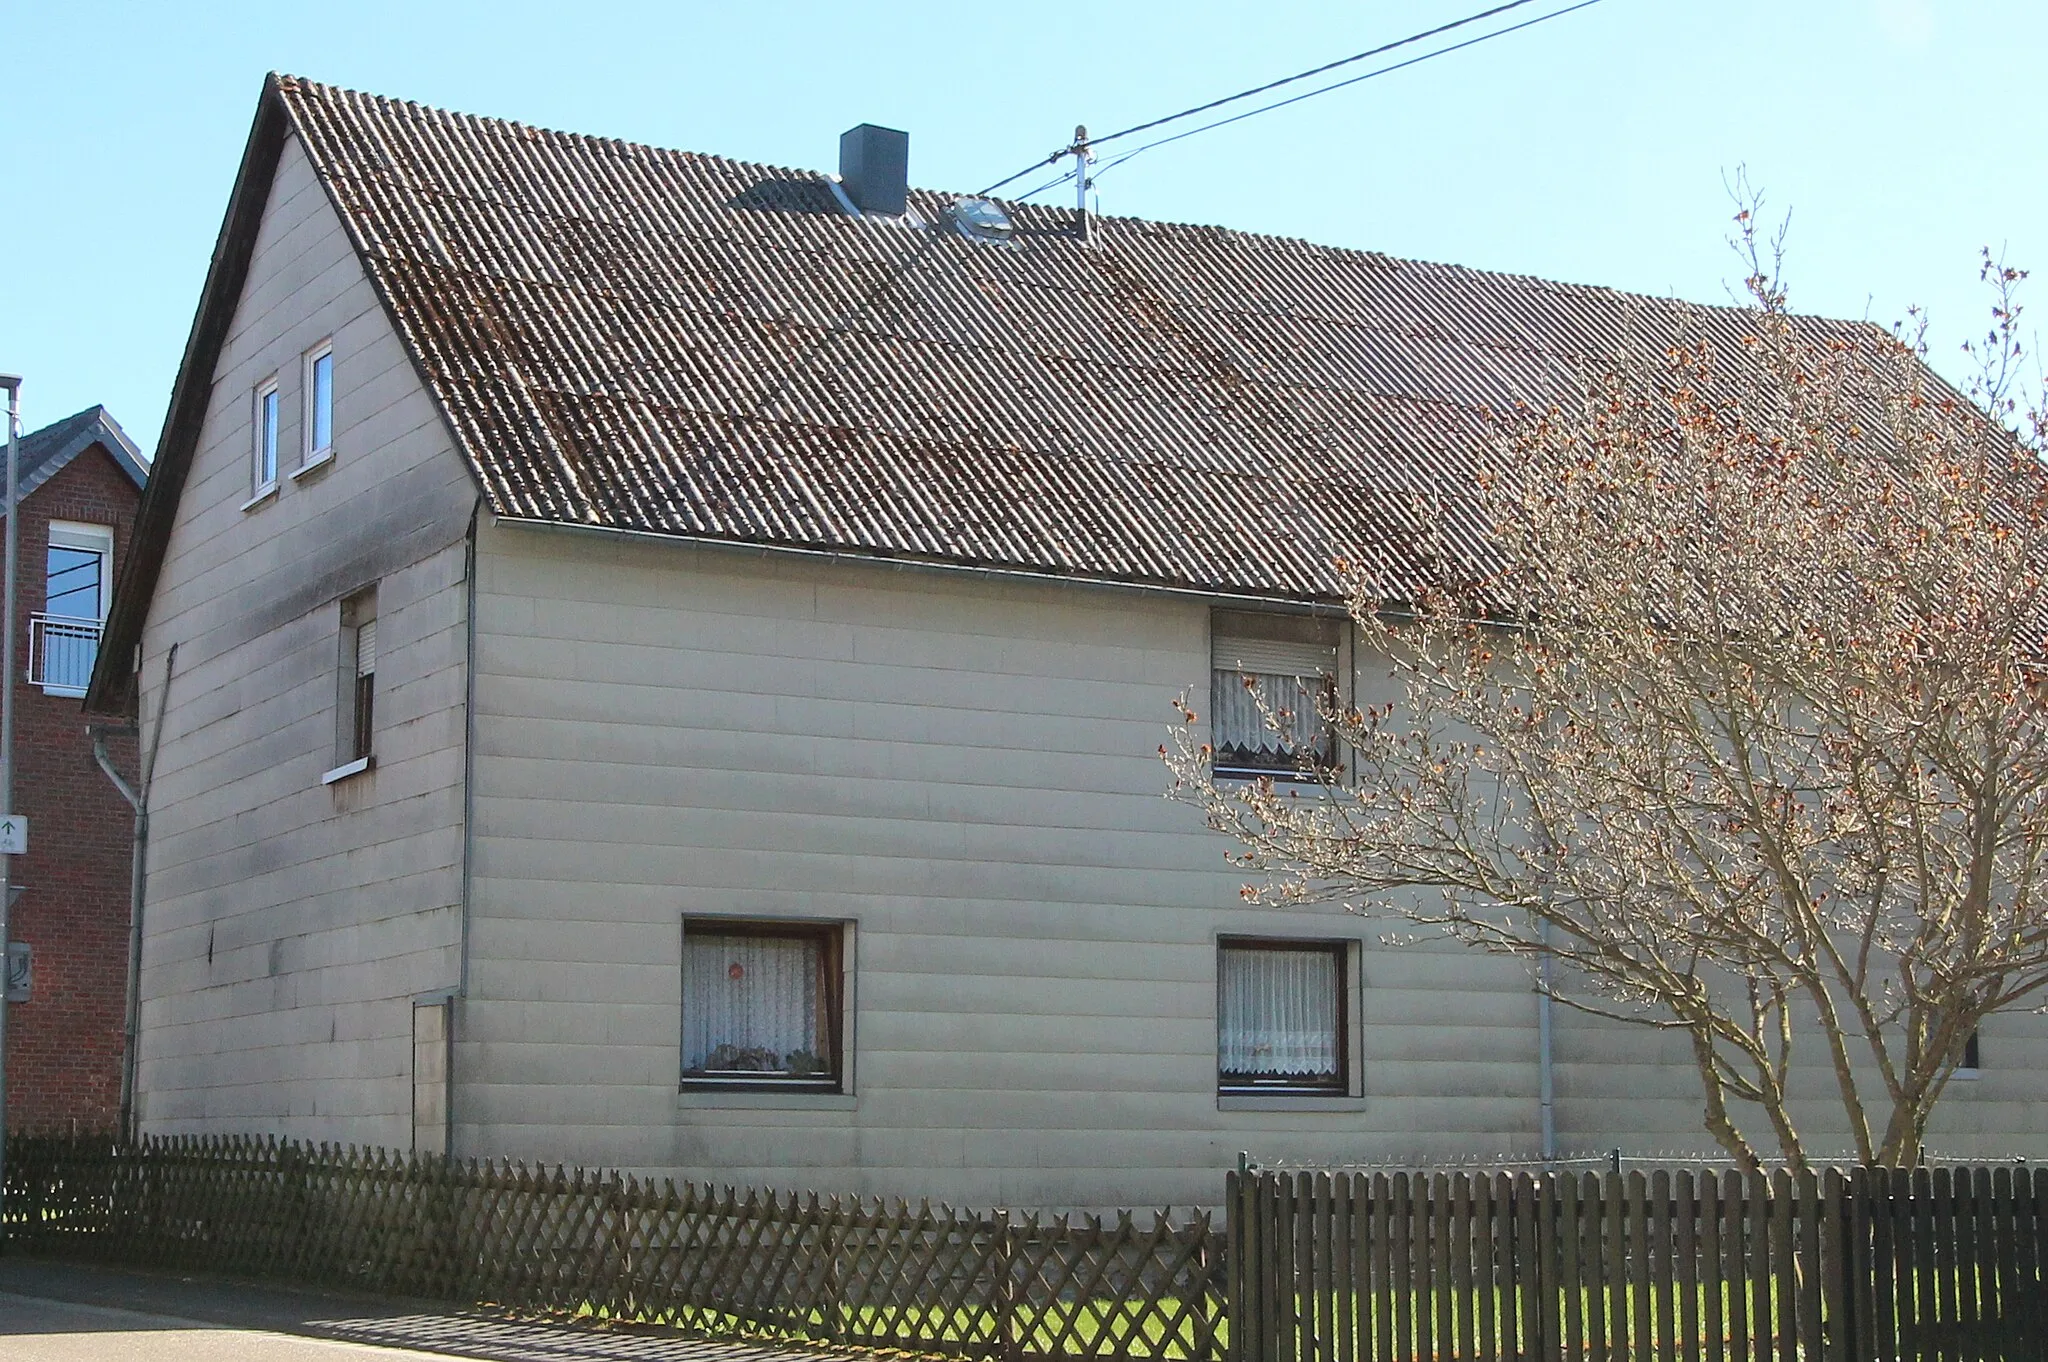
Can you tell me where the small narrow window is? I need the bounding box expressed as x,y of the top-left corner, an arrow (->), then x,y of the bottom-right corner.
1219,938 -> 1347,1095
1963,1029 -> 1982,1073
682,921 -> 843,1089
304,343 -> 334,466
328,588 -> 377,779
253,379 -> 280,494
1211,611 -> 1341,779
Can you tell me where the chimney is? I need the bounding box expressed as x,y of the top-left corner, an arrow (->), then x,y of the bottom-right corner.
838,124 -> 909,217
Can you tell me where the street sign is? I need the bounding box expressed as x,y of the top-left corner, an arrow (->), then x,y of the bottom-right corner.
0,815 -> 26,855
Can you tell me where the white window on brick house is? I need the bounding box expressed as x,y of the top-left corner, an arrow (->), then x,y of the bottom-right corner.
1218,938 -> 1347,1095
1211,610 -> 1341,779
682,921 -> 844,1089
32,521 -> 114,695
324,587 -> 377,783
303,341 -> 334,469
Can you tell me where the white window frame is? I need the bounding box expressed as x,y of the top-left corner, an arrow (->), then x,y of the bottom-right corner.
300,340 -> 335,473
246,377 -> 281,508
36,521 -> 115,697
45,522 -> 113,623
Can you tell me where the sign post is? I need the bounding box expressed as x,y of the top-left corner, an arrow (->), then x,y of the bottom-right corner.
0,373 -> 21,1245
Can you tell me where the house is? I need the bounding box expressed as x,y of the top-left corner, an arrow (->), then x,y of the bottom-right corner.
85,75 -> 2048,1209
3,405 -> 147,1131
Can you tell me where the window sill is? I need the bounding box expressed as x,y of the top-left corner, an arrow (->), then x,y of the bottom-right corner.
240,484 -> 279,512
293,450 -> 334,479
38,685 -> 87,699
1214,767 -> 1336,785
1219,1093 -> 1366,1113
1952,1068 -> 1982,1082
678,1086 -> 857,1111
321,755 -> 375,785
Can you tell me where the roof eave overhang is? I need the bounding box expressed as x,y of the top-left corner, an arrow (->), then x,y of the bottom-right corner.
493,511 -> 1356,616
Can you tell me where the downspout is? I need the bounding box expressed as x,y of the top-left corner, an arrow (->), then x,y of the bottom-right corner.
1538,919 -> 1557,1163
95,641 -> 174,1143
459,499 -> 479,999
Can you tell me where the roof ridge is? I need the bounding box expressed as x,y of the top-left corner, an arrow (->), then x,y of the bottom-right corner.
272,72 -> 1851,329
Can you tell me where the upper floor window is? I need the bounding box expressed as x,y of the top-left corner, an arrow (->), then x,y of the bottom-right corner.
32,522 -> 113,695
252,378 -> 280,497
303,342 -> 334,468
1211,610 -> 1340,780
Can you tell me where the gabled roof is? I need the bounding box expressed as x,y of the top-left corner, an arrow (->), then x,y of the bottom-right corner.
14,407 -> 147,501
89,73 -> 1891,710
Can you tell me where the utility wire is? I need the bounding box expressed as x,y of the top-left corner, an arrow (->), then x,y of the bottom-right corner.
1092,0 -> 1542,149
1090,0 -> 1608,186
974,0 -> 1564,198
1013,167 -> 1082,204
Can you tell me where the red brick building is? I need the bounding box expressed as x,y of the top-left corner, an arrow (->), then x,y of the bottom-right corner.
3,407 -> 146,1131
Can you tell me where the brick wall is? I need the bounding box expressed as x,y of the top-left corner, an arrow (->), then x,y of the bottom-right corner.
5,444 -> 141,1131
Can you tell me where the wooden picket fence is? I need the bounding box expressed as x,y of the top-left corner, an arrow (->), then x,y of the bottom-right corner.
2,1134 -> 1224,1361
1227,1165 -> 2048,1362
10,1136 -> 2048,1360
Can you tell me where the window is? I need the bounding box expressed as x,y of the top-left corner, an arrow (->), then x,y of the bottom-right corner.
1218,938 -> 1347,1094
33,522 -> 113,694
1211,611 -> 1341,779
1963,1029 -> 1983,1073
303,342 -> 334,467
682,921 -> 843,1089
326,588 -> 377,781
253,378 -> 280,495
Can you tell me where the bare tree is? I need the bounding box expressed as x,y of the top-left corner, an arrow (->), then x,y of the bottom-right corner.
1167,218 -> 2048,1170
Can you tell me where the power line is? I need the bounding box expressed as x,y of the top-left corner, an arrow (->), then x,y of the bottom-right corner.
1090,0 -> 1609,187
973,0 -> 1607,200
1092,0 -> 1542,149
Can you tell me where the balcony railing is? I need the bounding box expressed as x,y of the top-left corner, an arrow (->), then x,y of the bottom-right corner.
30,613 -> 102,693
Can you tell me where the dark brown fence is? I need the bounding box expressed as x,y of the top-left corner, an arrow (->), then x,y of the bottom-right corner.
1228,1165 -> 2048,1362
2,1134 -> 1223,1361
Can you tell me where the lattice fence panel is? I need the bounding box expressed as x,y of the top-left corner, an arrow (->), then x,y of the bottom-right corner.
3,1133 -> 1223,1361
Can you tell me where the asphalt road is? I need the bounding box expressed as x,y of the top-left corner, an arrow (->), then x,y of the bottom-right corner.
0,1258 -> 872,1361
0,1291 -> 469,1361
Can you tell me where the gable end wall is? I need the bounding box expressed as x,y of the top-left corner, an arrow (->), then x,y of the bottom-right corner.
132,131 -> 476,1145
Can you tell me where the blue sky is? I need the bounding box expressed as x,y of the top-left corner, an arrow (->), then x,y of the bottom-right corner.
1,0 -> 2040,452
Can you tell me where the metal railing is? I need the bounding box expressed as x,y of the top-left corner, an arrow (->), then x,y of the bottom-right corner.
28,613 -> 101,692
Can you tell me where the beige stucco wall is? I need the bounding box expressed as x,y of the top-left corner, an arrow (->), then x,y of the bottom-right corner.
132,132 -> 475,1144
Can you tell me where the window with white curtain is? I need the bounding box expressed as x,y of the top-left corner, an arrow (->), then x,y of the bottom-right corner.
1218,939 -> 1346,1093
682,923 -> 842,1087
1212,612 -> 1340,779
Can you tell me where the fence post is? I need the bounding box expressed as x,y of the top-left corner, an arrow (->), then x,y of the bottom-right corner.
610,1172 -> 633,1324
997,1213 -> 1020,1362
1228,1170 -> 1254,1362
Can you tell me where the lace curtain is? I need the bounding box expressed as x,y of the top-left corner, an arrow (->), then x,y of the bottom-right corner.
683,933 -> 826,1077
1218,946 -> 1340,1080
1210,669 -> 1333,769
